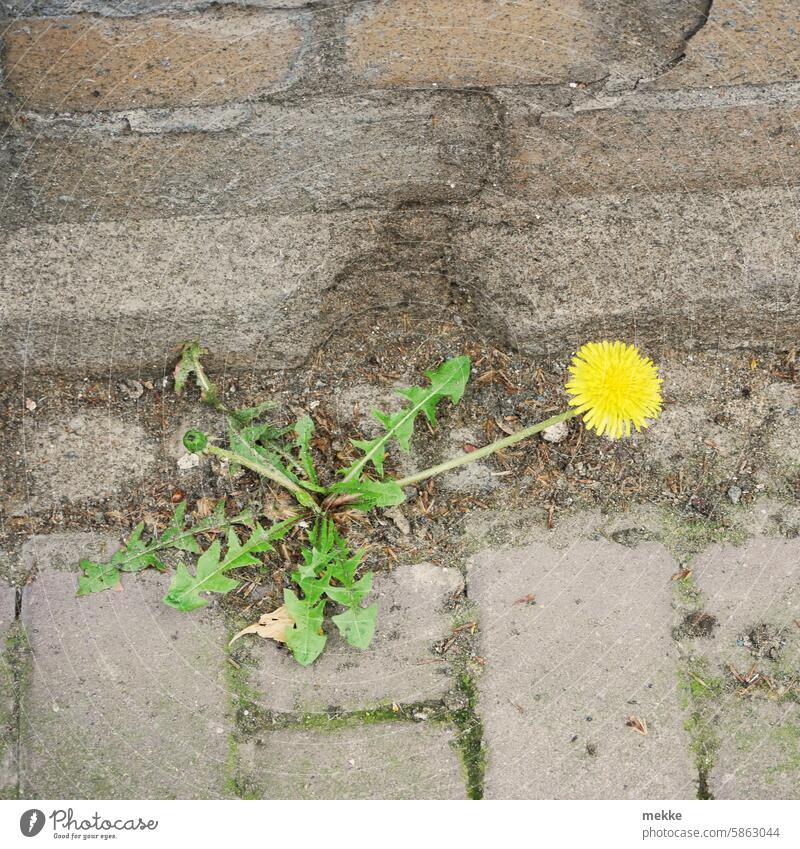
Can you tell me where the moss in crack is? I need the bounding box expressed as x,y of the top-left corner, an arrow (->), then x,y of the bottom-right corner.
224,627 -> 269,799
292,702 -> 445,731
671,541 -> 722,800
447,671 -> 485,800
678,659 -> 722,799
660,510 -> 749,563
2,616 -> 32,800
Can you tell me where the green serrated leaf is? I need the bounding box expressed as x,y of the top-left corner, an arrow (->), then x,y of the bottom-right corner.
226,420 -> 320,509
228,400 -> 276,426
75,498 -> 262,598
173,341 -> 205,395
325,571 -> 373,608
77,560 -> 121,596
110,523 -> 166,573
332,603 -> 378,650
283,589 -> 327,666
163,522 -> 290,612
159,501 -> 201,554
293,415 -> 319,485
339,355 -> 470,482
349,437 -> 385,477
327,478 -> 406,512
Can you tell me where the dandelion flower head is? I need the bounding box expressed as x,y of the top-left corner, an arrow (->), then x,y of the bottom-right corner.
565,340 -> 663,439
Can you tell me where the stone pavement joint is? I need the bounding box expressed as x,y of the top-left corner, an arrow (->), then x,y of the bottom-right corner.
0,581 -> 19,798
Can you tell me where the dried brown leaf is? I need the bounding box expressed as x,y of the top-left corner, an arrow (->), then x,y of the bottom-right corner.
625,715 -> 648,735
229,605 -> 294,647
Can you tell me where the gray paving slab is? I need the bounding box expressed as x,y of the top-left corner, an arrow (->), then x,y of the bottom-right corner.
23,411 -> 156,508
691,538 -> 800,678
19,533 -> 233,798
470,540 -> 697,799
238,722 -> 466,799
248,562 -> 463,713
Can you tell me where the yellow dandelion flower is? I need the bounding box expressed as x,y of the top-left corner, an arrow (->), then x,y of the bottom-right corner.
565,340 -> 663,439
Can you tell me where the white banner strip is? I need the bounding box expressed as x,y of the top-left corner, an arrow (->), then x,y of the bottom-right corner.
2,799 -> 798,849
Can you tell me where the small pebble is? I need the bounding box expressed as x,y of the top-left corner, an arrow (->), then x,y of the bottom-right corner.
177,452 -> 200,471
727,485 -> 742,504
542,420 -> 569,443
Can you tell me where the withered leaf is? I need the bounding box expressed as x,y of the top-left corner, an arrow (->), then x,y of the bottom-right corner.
625,715 -> 648,735
229,605 -> 294,646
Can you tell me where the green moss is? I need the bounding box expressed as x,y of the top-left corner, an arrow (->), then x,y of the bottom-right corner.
447,672 -> 485,800
1,618 -> 31,800
223,625 -> 270,799
678,659 -> 723,799
766,722 -> 800,781
660,510 -> 749,562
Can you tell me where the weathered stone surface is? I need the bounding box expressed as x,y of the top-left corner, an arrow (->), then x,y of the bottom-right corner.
451,187 -> 800,356
690,538 -> 800,799
711,700 -> 800,800
2,9 -> 307,111
507,101 -> 800,197
0,581 -> 14,633
0,1 -> 312,12
0,210 -> 455,373
2,92 -> 494,226
691,538 -> 800,678
20,532 -> 120,576
249,563 -> 463,713
238,723 -> 466,799
22,410 -> 156,507
345,0 -> 705,88
0,581 -> 17,798
469,540 -> 697,799
649,0 -> 800,89
20,535 -> 233,798
0,213 -> 342,372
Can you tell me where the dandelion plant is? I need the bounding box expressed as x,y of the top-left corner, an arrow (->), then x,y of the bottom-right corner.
76,339 -> 663,665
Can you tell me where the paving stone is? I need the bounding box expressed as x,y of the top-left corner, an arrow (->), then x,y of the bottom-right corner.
469,540 -> 697,799
238,723 -> 466,799
0,208 -> 457,372
19,534 -> 233,798
0,581 -> 18,798
248,563 -> 463,713
0,213 -> 345,372
691,538 -> 800,678
2,91 -> 493,227
2,9 -> 307,111
23,410 -> 156,508
345,0 -> 705,88
0,1 -> 312,12
507,101 -> 800,197
710,700 -> 800,800
451,187 -> 800,357
649,0 -> 800,89
689,538 -> 800,799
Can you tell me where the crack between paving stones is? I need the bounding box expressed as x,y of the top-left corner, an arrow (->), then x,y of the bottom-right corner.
637,0 -> 714,87
6,588 -> 24,800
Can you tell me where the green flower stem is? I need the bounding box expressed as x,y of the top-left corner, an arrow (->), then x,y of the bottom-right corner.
395,408 -> 580,488
205,444 -> 322,514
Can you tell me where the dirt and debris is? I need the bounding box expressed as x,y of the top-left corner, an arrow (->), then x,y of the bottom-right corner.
1,320 -> 798,599
741,623 -> 788,662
